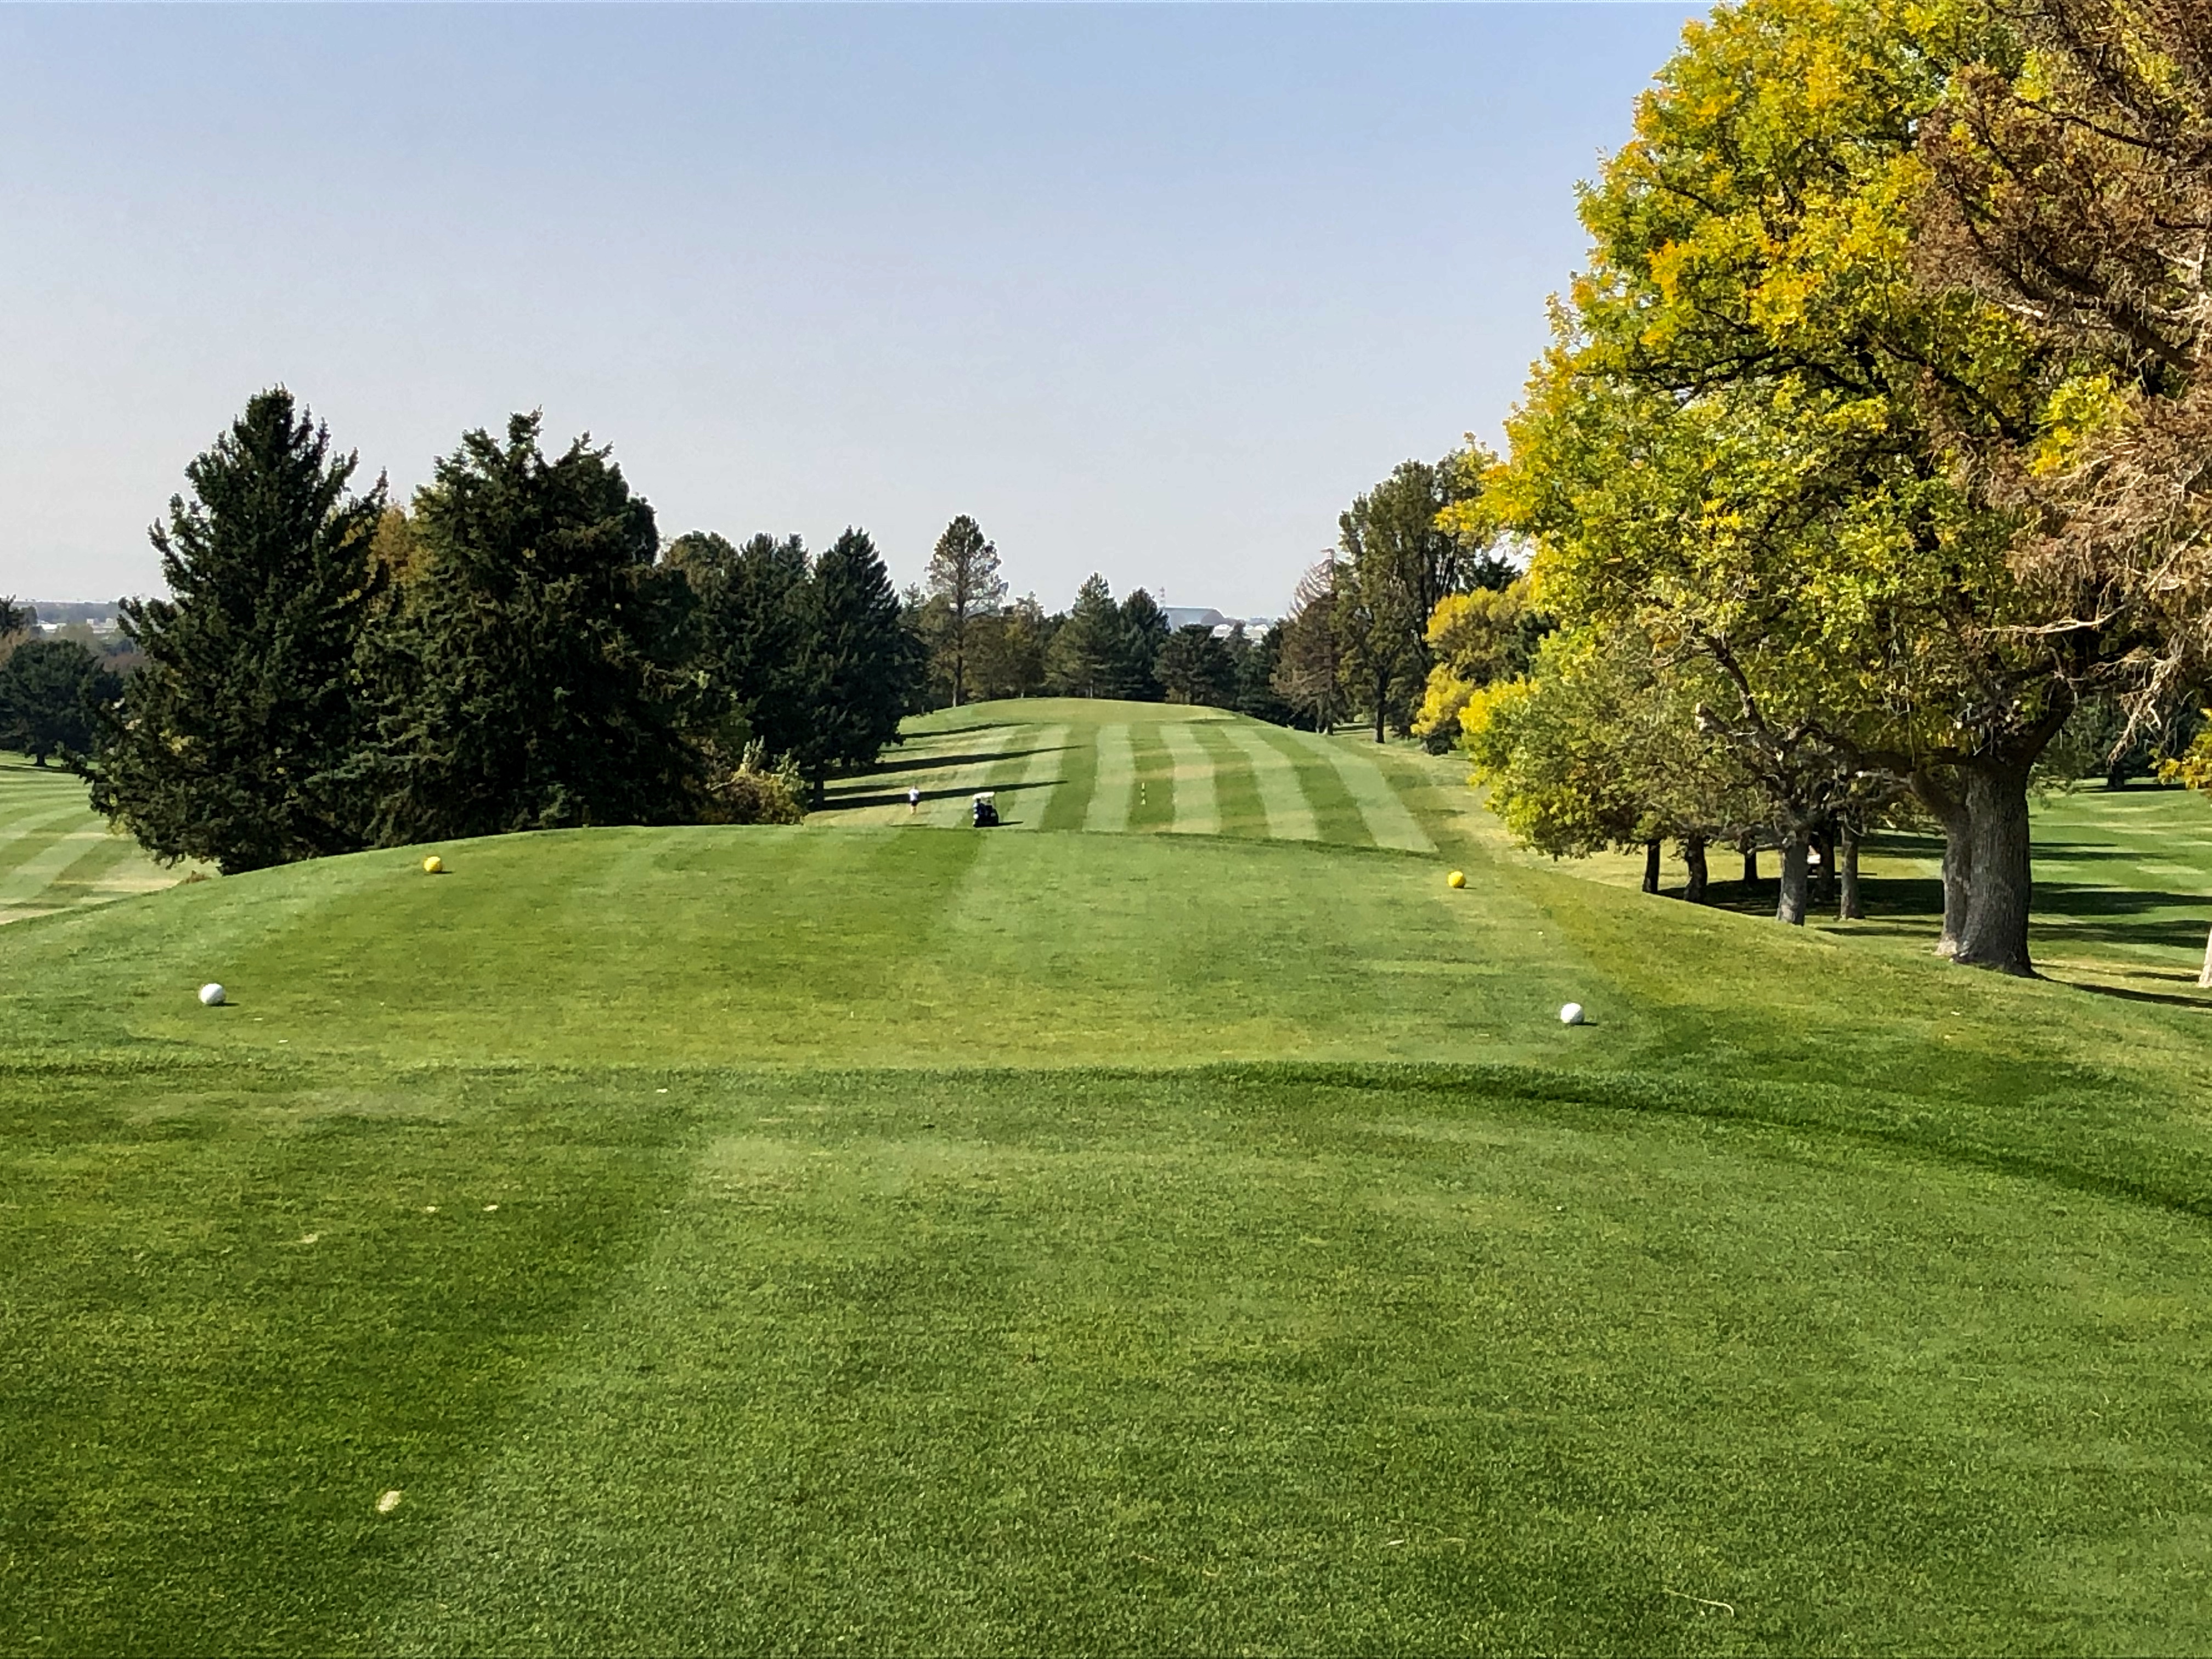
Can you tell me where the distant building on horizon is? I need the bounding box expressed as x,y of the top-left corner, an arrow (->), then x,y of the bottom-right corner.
22,601 -> 123,637
1159,605 -> 1277,639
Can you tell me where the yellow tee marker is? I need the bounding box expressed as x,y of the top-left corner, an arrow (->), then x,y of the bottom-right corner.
422,855 -> 444,874
1447,870 -> 1466,889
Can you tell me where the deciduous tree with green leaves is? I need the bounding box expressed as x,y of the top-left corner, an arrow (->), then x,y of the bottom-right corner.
1333,453 -> 1500,742
1463,627 -> 1767,904
1497,0 -> 2144,969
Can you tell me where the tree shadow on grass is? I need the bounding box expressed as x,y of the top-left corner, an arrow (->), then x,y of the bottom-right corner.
820,776 -> 1065,813
2051,976 -> 2212,1011
825,744 -> 1066,787
1683,875 -> 2208,956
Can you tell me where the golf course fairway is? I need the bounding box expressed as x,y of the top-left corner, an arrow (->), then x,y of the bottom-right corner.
4,702 -> 2212,1656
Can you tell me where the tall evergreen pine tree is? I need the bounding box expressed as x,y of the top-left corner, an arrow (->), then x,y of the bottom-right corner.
796,528 -> 915,799
1114,588 -> 1170,701
667,531 -> 816,761
1045,574 -> 1120,697
367,413 -> 699,840
92,388 -> 386,872
0,640 -> 120,765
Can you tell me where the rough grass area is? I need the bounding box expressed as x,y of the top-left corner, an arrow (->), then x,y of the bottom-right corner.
4,703 -> 2212,1654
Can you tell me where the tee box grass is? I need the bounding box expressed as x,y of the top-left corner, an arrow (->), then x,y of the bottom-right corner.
3,705 -> 2211,1655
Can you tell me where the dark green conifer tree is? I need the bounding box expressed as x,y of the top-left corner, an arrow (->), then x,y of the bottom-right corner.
91,389 -> 386,872
368,413 -> 699,842
1230,622 -> 1295,725
0,639 -> 120,765
1113,588 -> 1170,701
1157,625 -> 1236,707
1043,575 -> 1120,697
794,527 -> 915,800
668,531 -> 815,760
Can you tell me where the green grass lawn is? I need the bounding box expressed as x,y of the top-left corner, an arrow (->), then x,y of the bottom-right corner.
5,705 -> 2212,1655
0,754 -> 195,924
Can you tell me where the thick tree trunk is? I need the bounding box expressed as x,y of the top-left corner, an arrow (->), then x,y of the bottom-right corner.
1775,832 -> 1809,926
1913,770 -> 1973,958
1641,838 -> 1662,895
2200,922 -> 2212,989
1953,759 -> 2036,975
1837,820 -> 1863,921
1684,836 -> 1709,904
1742,844 -> 1758,884
1810,825 -> 1837,908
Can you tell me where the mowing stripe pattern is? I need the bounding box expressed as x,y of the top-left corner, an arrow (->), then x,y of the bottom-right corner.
1086,724 -> 1135,833
1221,723 -> 1320,842
814,702 -> 1458,858
1159,721 -> 1218,836
0,759 -> 189,924
1319,737 -> 1437,853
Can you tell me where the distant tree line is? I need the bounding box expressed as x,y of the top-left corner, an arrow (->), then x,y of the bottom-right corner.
87,391 -> 917,872
905,528 -> 1297,725
53,388 -> 1330,875
0,600 -> 123,768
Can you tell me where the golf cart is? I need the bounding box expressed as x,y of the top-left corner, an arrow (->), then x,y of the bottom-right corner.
971,791 -> 1000,828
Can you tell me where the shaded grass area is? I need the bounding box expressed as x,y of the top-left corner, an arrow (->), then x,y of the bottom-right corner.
1374,736 -> 2212,1003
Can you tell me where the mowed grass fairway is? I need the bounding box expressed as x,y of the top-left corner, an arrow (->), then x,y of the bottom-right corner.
6,703 -> 2212,1655
818,698 -> 1435,851
0,755 -> 193,926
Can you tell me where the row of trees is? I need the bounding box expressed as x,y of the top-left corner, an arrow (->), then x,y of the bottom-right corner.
58,393 -> 1318,874
905,526 -> 1296,720
1433,0 -> 2212,977
92,393 -> 914,872
0,603 -> 120,765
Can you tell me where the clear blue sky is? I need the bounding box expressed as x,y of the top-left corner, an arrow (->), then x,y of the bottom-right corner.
0,3 -> 1702,616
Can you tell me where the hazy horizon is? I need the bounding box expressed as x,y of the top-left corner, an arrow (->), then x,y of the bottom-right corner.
0,3 -> 1703,616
